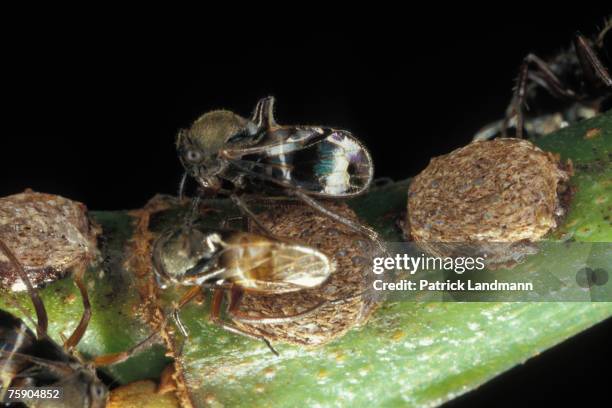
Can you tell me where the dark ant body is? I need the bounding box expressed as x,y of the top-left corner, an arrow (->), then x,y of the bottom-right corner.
474,18 -> 611,140
0,239 -> 157,407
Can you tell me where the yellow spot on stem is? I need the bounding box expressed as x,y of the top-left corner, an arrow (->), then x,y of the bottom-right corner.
584,128 -> 601,140
263,367 -> 276,379
335,351 -> 346,363
254,383 -> 265,393
391,330 -> 406,341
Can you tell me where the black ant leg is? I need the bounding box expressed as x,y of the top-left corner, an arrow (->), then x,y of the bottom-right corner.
0,239 -> 48,338
574,32 -> 612,89
211,287 -> 278,356
505,54 -> 579,139
64,265 -> 91,350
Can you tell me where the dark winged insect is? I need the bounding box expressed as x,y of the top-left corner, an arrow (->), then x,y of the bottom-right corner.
176,96 -> 379,242
152,225 -> 335,355
0,239 -> 157,408
474,18 -> 612,141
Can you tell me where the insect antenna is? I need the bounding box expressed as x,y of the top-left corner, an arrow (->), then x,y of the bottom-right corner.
0,239 -> 48,338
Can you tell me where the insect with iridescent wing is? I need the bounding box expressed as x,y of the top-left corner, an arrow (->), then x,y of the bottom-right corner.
152,224 -> 336,355
0,239 -> 157,407
176,96 -> 379,242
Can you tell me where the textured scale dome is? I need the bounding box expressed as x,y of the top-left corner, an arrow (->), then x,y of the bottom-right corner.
406,138 -> 573,265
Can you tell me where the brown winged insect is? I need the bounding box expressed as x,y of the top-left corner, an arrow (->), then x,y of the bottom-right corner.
0,239 -> 158,408
474,18 -> 612,141
152,224 -> 336,355
176,96 -> 379,243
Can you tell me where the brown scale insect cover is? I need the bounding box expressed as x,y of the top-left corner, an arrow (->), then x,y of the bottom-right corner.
405,138 -> 573,265
0,190 -> 99,291
234,202 -> 379,346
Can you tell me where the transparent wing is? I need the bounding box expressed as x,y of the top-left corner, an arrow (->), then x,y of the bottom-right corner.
219,233 -> 333,293
225,128 -> 374,197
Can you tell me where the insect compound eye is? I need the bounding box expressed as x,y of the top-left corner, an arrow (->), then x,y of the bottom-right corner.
185,149 -> 203,163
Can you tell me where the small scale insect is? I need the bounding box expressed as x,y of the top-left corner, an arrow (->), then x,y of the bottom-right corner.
0,190 -> 101,353
0,239 -> 157,407
176,96 -> 378,242
474,18 -> 612,141
152,225 -> 335,355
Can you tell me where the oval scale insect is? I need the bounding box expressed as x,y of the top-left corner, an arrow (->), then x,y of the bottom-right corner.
152,225 -> 336,355
176,97 -> 379,243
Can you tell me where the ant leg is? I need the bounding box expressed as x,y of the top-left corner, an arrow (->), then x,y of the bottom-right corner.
0,239 -> 48,338
92,330 -> 161,366
210,288 -> 278,356
574,32 -> 612,88
63,265 -> 91,350
505,54 -> 579,139
171,286 -> 203,337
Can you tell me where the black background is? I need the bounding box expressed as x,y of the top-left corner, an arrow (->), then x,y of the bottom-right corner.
2,9 -> 611,407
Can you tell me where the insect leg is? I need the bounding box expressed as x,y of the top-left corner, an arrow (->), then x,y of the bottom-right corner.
596,17 -> 611,48
0,239 -> 48,338
210,288 -> 278,356
574,32 -> 612,89
291,190 -> 386,253
184,194 -> 202,229
219,215 -> 249,230
504,54 -> 579,139
92,330 -> 161,366
63,265 -> 91,350
171,286 -> 203,337
228,291 -> 328,324
178,172 -> 189,201
230,194 -> 282,241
